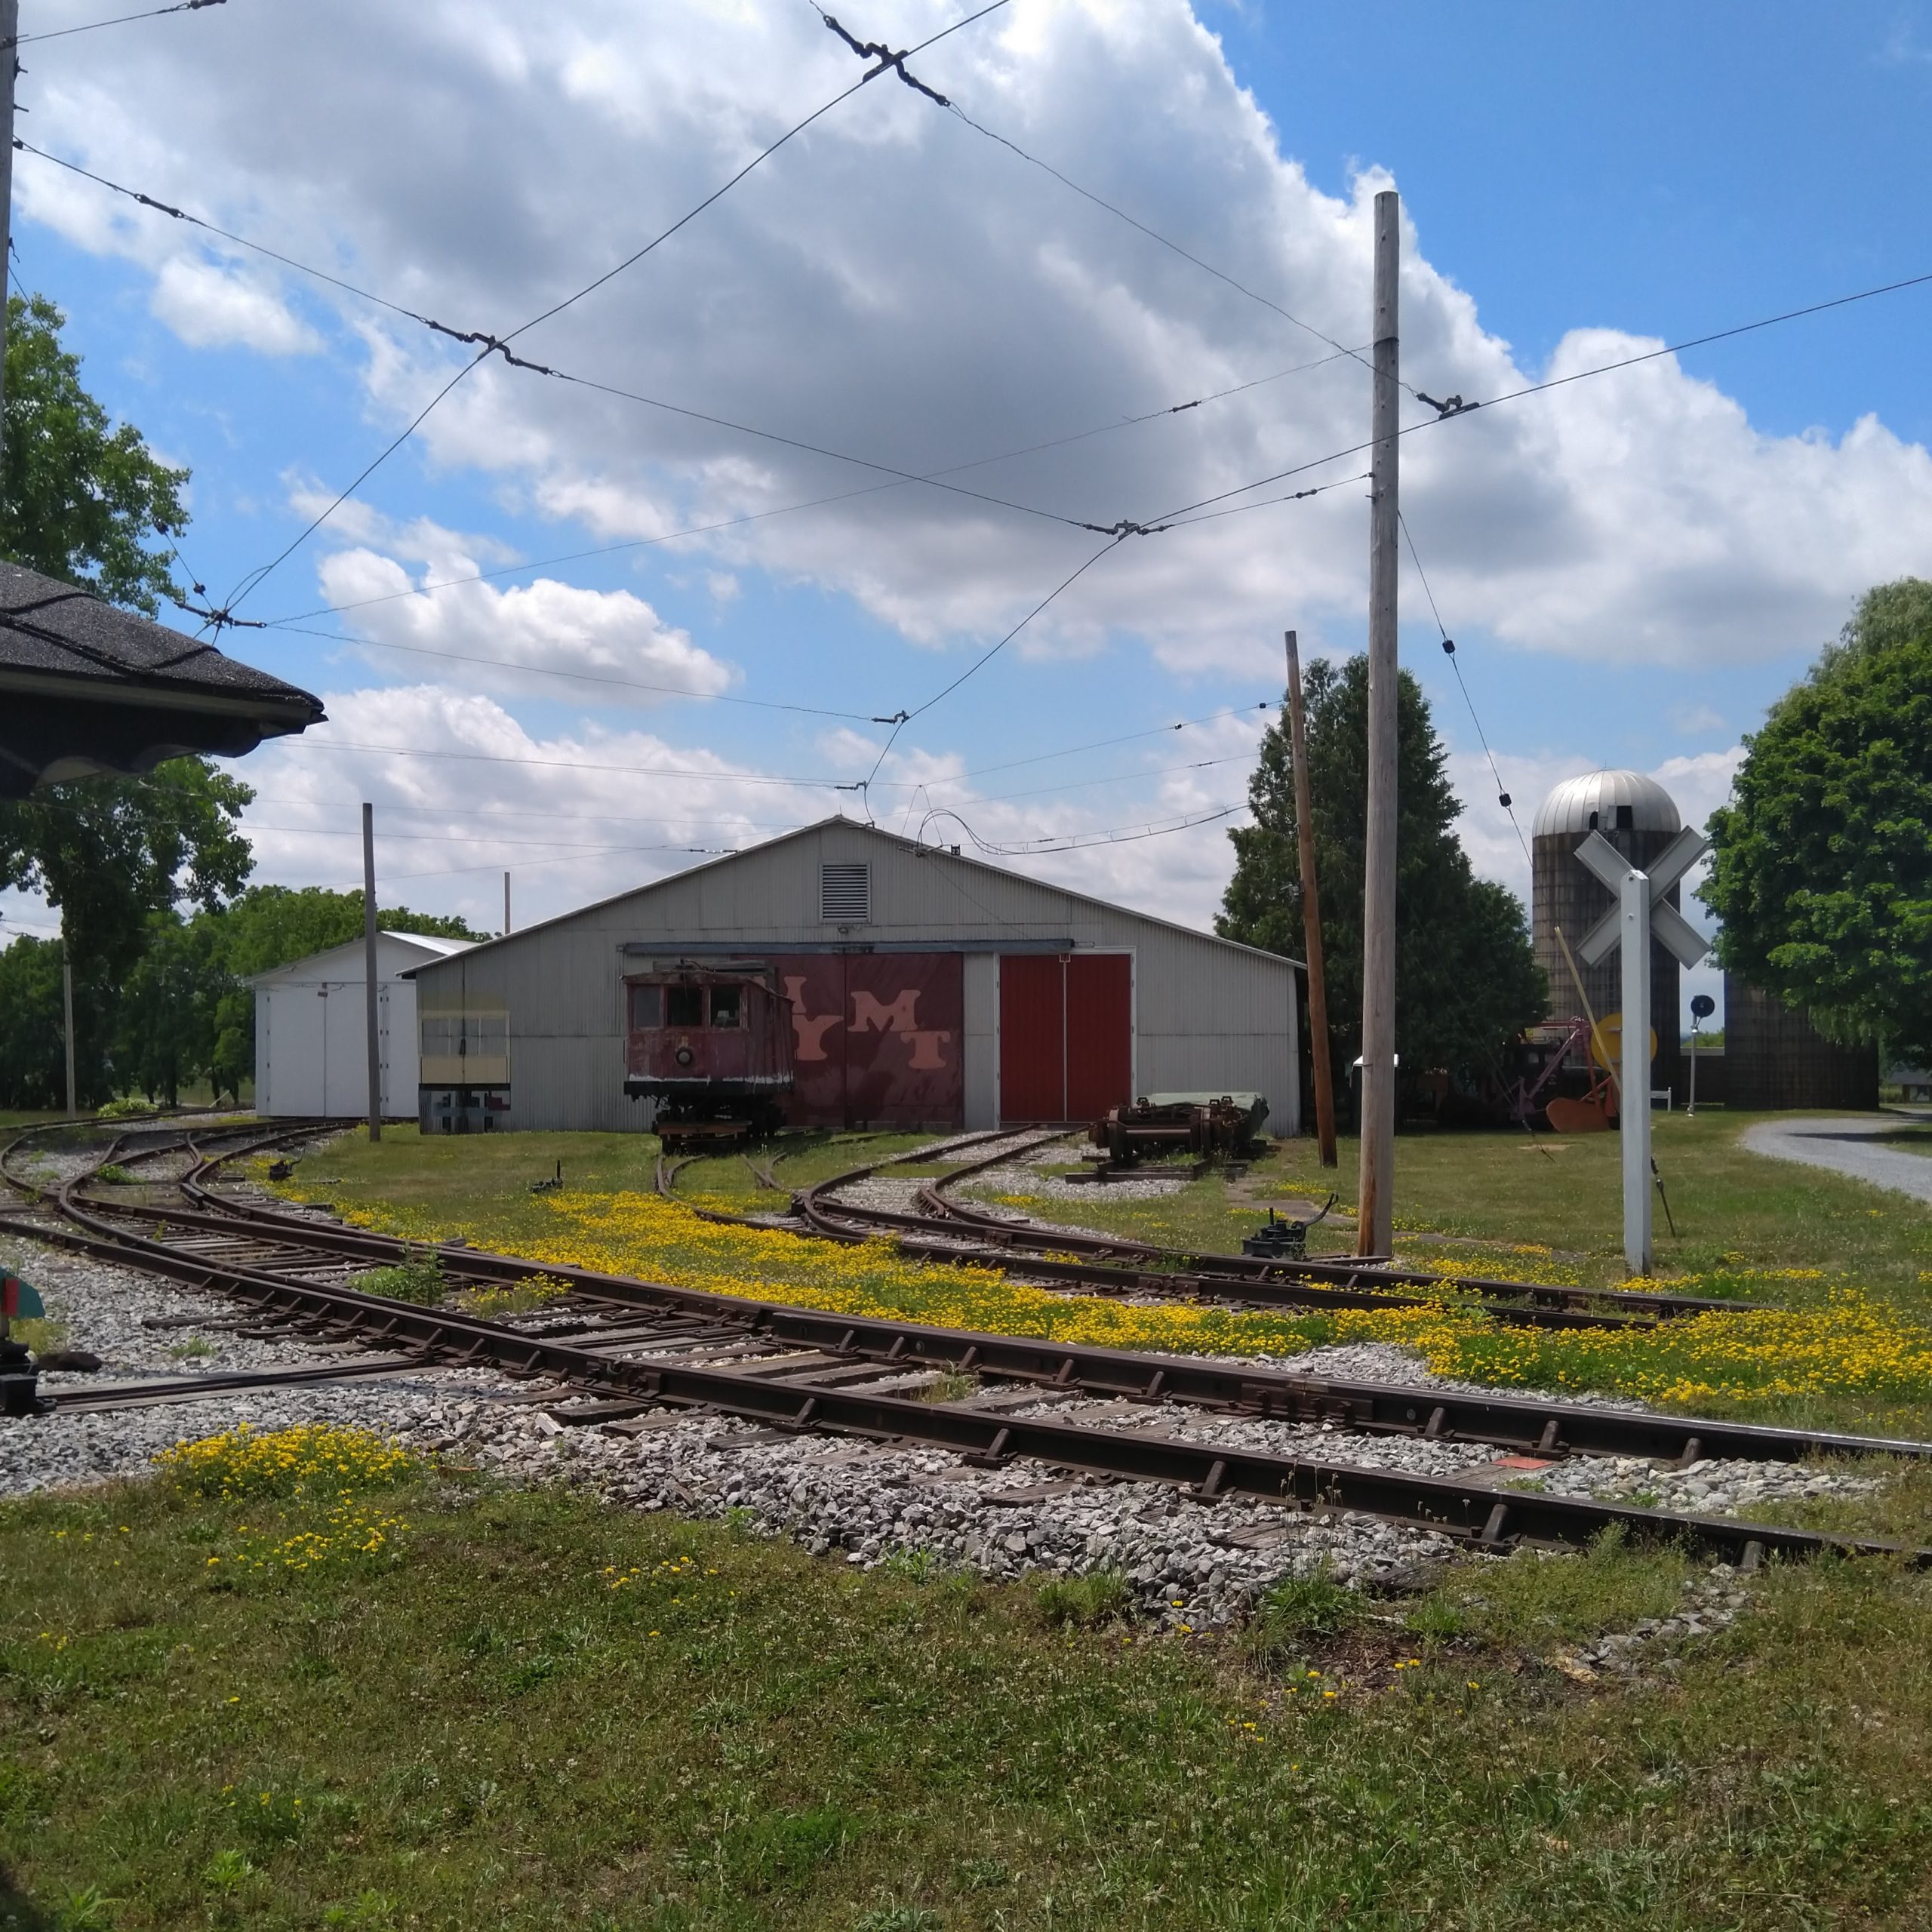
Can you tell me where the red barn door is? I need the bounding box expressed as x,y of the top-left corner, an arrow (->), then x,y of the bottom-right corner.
998,953 -> 1132,1123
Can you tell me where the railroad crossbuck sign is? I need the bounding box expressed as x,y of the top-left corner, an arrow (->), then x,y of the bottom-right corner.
1572,828 -> 1711,1275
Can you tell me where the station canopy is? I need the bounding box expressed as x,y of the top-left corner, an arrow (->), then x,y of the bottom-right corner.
0,560 -> 323,796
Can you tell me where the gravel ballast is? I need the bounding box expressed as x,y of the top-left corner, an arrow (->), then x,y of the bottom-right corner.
0,1228 -> 1882,1632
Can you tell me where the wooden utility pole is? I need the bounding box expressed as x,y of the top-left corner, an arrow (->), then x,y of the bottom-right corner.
1284,629 -> 1337,1168
362,802 -> 382,1142
0,0 -> 17,474
503,870 -> 512,934
1356,188 -> 1401,1258
60,922 -> 76,1121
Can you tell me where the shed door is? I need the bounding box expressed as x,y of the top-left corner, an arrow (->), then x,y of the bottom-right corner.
998,954 -> 1132,1123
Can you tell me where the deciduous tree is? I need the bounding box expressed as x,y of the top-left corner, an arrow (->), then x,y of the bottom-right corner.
1703,578 -> 1932,1063
2,293 -> 187,614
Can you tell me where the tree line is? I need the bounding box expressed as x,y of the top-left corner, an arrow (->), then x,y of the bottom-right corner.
0,867 -> 482,1109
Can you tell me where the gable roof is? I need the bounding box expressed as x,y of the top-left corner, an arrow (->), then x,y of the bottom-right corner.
414,816 -> 1301,972
248,930 -> 477,986
0,560 -> 324,795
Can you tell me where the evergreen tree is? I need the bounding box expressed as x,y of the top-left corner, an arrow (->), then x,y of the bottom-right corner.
1218,654 -> 1546,1114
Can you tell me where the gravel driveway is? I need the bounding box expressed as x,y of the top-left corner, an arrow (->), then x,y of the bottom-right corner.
1740,1115 -> 1932,1206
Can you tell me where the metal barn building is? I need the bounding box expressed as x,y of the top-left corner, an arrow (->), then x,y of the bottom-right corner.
1721,975 -> 1878,1110
253,931 -> 476,1118
405,818 -> 1301,1137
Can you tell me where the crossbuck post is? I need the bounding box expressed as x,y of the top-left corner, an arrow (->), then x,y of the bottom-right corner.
1574,826 -> 1710,1275
1617,869 -> 1653,1272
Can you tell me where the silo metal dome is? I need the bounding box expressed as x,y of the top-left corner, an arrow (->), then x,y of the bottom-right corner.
1531,770 -> 1682,840
1530,768 -> 1687,1102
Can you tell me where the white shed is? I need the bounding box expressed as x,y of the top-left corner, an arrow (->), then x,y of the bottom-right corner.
252,931 -> 476,1118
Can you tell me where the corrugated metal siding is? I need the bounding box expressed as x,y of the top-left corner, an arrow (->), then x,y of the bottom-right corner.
410,822 -> 1301,1136
1724,975 -> 1879,1110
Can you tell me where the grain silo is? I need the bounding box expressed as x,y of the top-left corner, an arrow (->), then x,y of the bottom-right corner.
1531,771 -> 1687,1104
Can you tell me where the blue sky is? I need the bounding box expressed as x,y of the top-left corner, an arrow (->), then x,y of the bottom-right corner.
5,0 -> 1930,1030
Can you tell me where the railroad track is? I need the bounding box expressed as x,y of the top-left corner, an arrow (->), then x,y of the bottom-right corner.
2,1121 -> 1928,1571
693,1130 -> 1726,1329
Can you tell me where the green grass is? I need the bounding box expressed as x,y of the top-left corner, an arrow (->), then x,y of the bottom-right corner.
346,1252 -> 448,1306
975,1112 -> 1932,1302
11,1470 -> 1932,1930
286,1128 -> 943,1247
1406,1529 -> 1697,1650
295,1129 -> 662,1215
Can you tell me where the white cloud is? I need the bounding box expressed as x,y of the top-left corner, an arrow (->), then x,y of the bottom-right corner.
18,0 -> 1928,945
302,506 -> 734,707
222,673 -> 1259,934
20,0 -> 1928,696
149,257 -> 321,355
233,683 -> 838,927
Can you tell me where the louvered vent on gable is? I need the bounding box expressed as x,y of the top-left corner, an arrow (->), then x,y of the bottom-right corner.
820,861 -> 870,924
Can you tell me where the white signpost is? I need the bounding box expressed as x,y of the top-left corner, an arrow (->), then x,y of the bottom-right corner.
1574,828 -> 1710,1274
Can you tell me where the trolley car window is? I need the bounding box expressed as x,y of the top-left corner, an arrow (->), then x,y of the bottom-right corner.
709,984 -> 743,1029
666,984 -> 703,1028
629,984 -> 663,1029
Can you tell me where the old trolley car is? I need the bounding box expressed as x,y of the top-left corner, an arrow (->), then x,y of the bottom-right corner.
623,958 -> 795,1147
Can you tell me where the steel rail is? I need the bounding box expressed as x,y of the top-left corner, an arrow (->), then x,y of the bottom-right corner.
10,1163 -> 1927,1568
768,1130 -> 1743,1321
909,1158 -> 1743,1321
23,1136 -> 1932,1477
795,1183 -> 1640,1331
38,1354 -> 434,1415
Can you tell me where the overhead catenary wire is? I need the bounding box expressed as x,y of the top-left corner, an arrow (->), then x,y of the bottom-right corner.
247,346 -> 1359,636
956,750 -> 1251,808
241,820 -> 744,857
263,620 -> 889,723
237,794 -> 804,835
257,699 -> 1276,804
1145,260 -> 1932,528
45,694 -> 1278,832
844,533 -> 1124,813
915,798 -> 1247,857
882,700 -> 1273,790
848,462 -> 1360,805
1396,508 -> 1533,869
5,0 -> 223,47
286,740 -> 852,789
297,843 -> 743,893
296,794 -> 1243,891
